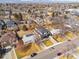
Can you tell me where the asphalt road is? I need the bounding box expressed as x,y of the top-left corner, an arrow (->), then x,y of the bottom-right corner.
28,37 -> 79,59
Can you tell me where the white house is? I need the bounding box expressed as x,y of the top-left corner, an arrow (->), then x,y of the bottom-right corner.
22,34 -> 36,44
50,29 -> 61,35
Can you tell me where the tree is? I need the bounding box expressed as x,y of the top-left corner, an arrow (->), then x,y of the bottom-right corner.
13,13 -> 23,21
19,13 -> 23,21
64,15 -> 68,19
0,9 -> 5,16
52,12 -> 55,17
13,13 -> 20,20
22,25 -> 28,31
28,9 -> 31,14
9,9 -> 12,20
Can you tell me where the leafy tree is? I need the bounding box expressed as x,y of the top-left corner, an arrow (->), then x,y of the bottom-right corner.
52,12 -> 55,17
64,15 -> 68,19
0,9 -> 5,15
19,13 -> 23,21
13,13 -> 20,20
13,13 -> 23,21
22,25 -> 28,31
9,9 -> 12,20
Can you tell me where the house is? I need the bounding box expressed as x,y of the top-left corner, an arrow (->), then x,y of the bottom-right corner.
22,34 -> 36,44
4,20 -> 18,30
50,29 -> 61,35
35,27 -> 52,39
65,9 -> 79,16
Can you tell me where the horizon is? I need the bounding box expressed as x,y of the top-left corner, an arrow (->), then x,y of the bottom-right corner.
0,0 -> 79,3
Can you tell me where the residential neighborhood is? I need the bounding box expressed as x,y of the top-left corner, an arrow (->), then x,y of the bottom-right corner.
0,1 -> 79,59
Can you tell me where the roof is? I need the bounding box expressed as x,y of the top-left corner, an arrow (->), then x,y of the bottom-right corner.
35,27 -> 52,38
6,20 -> 16,27
26,34 -> 34,37
36,27 -> 49,35
0,31 -> 17,44
22,34 -> 36,44
17,30 -> 33,38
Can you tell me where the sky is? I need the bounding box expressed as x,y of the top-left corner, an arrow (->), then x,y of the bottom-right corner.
0,0 -> 79,3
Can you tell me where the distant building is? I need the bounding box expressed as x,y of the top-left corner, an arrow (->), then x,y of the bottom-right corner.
65,9 -> 79,16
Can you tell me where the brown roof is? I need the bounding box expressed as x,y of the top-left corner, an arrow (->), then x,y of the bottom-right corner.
0,31 -> 17,44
